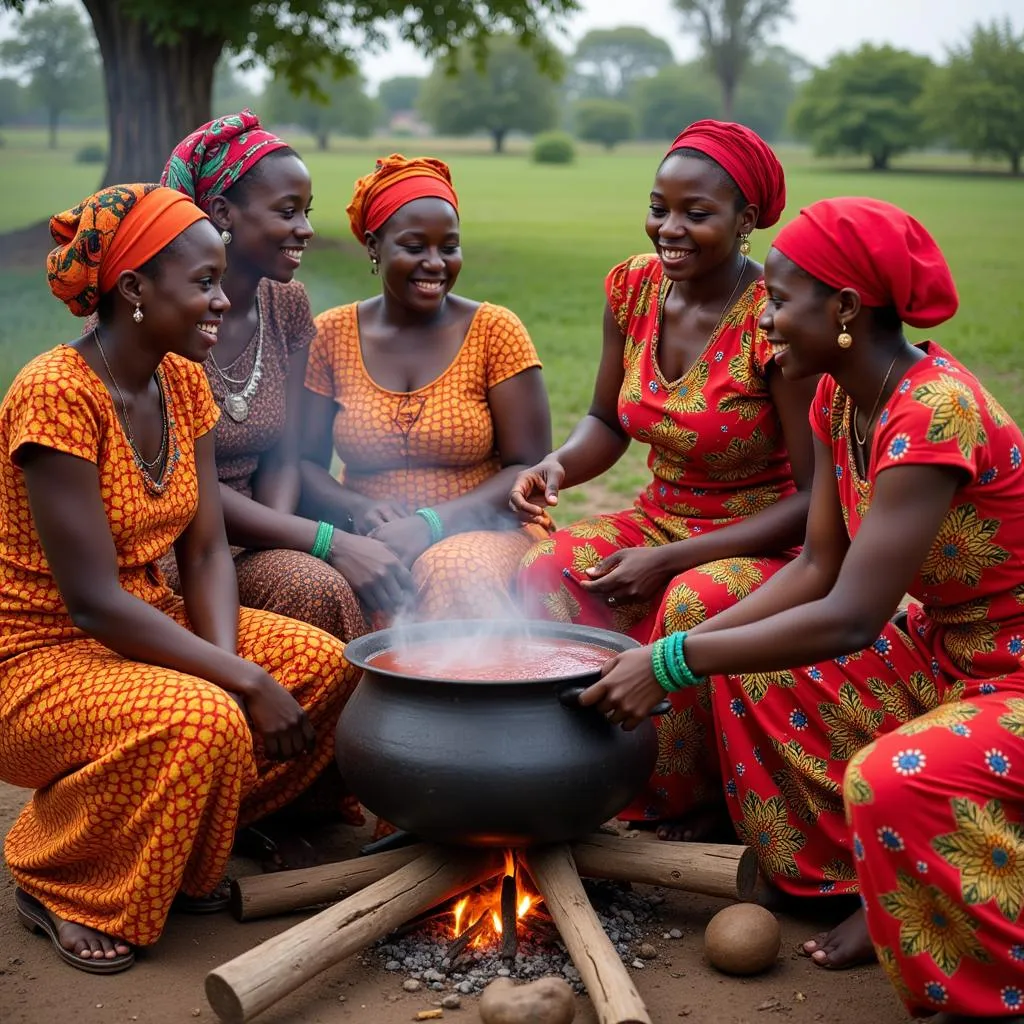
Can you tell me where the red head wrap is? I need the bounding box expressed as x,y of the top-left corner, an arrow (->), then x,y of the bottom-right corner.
161,109 -> 290,211
346,154 -> 459,241
47,184 -> 208,317
772,197 -> 959,329
666,119 -> 786,229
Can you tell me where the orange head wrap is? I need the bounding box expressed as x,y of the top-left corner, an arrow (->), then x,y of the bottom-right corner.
346,154 -> 459,242
47,184 -> 208,317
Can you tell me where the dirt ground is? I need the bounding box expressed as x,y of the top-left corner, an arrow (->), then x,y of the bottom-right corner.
0,782 -> 912,1024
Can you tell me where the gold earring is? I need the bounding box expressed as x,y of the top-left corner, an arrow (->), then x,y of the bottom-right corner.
370,257 -> 380,276
133,304 -> 144,324
837,324 -> 853,349
220,229 -> 232,246
739,234 -> 751,256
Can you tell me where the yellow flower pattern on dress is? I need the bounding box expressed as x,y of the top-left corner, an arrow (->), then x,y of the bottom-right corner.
997,696 -> 1024,738
932,797 -> 1024,921
662,582 -> 707,633
876,945 -> 915,1004
912,374 -> 987,459
879,871 -> 989,977
736,791 -> 806,878
660,362 -> 709,415
920,504 -> 1009,588
896,699 -> 981,736
654,705 -> 706,777
520,538 -> 555,569
542,583 -> 580,623
742,667 -> 797,704
695,557 -> 764,599
567,518 -> 623,544
819,681 -> 886,760
703,428 -> 777,482
770,738 -> 845,825
570,542 -> 603,576
723,486 -> 781,518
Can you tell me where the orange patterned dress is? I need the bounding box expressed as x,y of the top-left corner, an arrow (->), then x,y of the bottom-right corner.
0,345 -> 359,947
306,301 -> 548,619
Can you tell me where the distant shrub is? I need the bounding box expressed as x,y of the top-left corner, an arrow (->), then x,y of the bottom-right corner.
532,131 -> 575,165
75,144 -> 106,164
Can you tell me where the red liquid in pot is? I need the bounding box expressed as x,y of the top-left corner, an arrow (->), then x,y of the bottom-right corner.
369,636 -> 617,681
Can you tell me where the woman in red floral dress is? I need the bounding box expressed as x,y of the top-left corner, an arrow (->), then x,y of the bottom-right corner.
513,121 -> 817,833
584,198 -> 1024,1020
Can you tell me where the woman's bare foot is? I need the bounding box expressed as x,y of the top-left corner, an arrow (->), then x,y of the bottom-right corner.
801,907 -> 876,969
53,916 -> 132,962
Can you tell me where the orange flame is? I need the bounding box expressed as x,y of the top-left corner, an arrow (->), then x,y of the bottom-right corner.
449,854 -> 540,946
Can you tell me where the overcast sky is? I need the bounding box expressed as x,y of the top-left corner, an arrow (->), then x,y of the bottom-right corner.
359,0 -> 1024,87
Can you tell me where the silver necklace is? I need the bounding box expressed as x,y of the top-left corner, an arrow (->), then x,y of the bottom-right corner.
93,328 -> 168,478
207,294 -> 264,422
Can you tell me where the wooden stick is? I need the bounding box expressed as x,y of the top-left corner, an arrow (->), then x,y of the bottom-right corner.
206,847 -> 502,1024
443,909 -> 490,966
571,834 -> 758,901
499,872 -> 518,961
524,845 -> 651,1024
229,844 -> 426,920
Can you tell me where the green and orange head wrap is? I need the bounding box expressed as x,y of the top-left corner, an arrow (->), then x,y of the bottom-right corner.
46,184 -> 208,317
346,154 -> 459,242
161,108 -> 290,211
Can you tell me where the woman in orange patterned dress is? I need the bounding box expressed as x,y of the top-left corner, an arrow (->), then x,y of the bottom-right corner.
512,121 -> 817,836
300,155 -> 552,620
0,185 -> 359,972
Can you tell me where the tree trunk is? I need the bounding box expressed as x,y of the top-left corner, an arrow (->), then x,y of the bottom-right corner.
492,128 -> 506,154
1011,151 -> 1021,176
47,107 -> 58,150
82,0 -> 225,185
870,150 -> 890,171
721,78 -> 735,121
316,131 -> 329,152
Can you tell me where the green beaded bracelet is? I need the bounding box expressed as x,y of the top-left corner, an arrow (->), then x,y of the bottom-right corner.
414,507 -> 445,546
651,638 -> 680,693
310,520 -> 335,561
665,630 -> 707,689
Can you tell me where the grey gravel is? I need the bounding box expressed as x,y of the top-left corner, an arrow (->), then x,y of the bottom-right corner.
669,928 -> 683,939
441,995 -> 462,1009
376,879 -> 664,996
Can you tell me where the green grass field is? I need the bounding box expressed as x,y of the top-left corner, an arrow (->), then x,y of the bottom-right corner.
2,127 -> 1022,516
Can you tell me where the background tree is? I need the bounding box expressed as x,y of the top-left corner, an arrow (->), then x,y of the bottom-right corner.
573,97 -> 634,149
0,77 -> 24,126
791,44 -> 934,170
0,3 -> 101,148
1,0 -> 578,185
377,75 -> 424,117
264,71 -> 376,150
922,20 -> 1024,175
569,26 -> 674,100
632,62 -> 720,140
732,49 -> 801,141
419,33 -> 564,153
671,0 -> 791,118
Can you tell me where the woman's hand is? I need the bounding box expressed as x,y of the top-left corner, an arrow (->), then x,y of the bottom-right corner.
579,647 -> 665,731
508,457 -> 565,524
241,668 -> 317,760
328,533 -> 416,615
350,496 -> 410,535
369,515 -> 434,569
579,547 -> 677,604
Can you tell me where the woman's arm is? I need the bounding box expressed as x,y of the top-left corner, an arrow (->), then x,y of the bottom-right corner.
509,304 -> 631,519
581,457 -> 961,729
21,442 -> 315,757
174,431 -> 241,651
579,367 -> 819,601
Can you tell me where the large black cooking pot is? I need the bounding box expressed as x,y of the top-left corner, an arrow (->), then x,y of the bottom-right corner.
335,620 -> 665,848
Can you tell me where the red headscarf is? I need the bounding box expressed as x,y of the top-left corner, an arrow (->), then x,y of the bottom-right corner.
161,109 -> 290,211
47,184 -> 208,316
666,120 -> 786,229
772,197 -> 959,328
347,154 -> 459,241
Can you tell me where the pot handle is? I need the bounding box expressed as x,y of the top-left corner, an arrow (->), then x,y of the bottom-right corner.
557,685 -> 672,718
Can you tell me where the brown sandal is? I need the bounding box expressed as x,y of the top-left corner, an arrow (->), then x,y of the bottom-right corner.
15,888 -> 135,974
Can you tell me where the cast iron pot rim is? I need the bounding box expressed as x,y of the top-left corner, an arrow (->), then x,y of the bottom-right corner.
343,619 -> 639,688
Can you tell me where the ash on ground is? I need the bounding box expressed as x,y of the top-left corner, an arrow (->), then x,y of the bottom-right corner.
372,880 -> 665,996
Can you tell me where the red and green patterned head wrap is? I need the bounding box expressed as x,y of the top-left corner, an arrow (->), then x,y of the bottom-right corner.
161,109 -> 290,211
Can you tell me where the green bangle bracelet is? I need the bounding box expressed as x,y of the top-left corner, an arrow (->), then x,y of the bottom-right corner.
665,630 -> 707,689
311,520 -> 334,561
414,507 -> 444,546
651,638 -> 680,693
